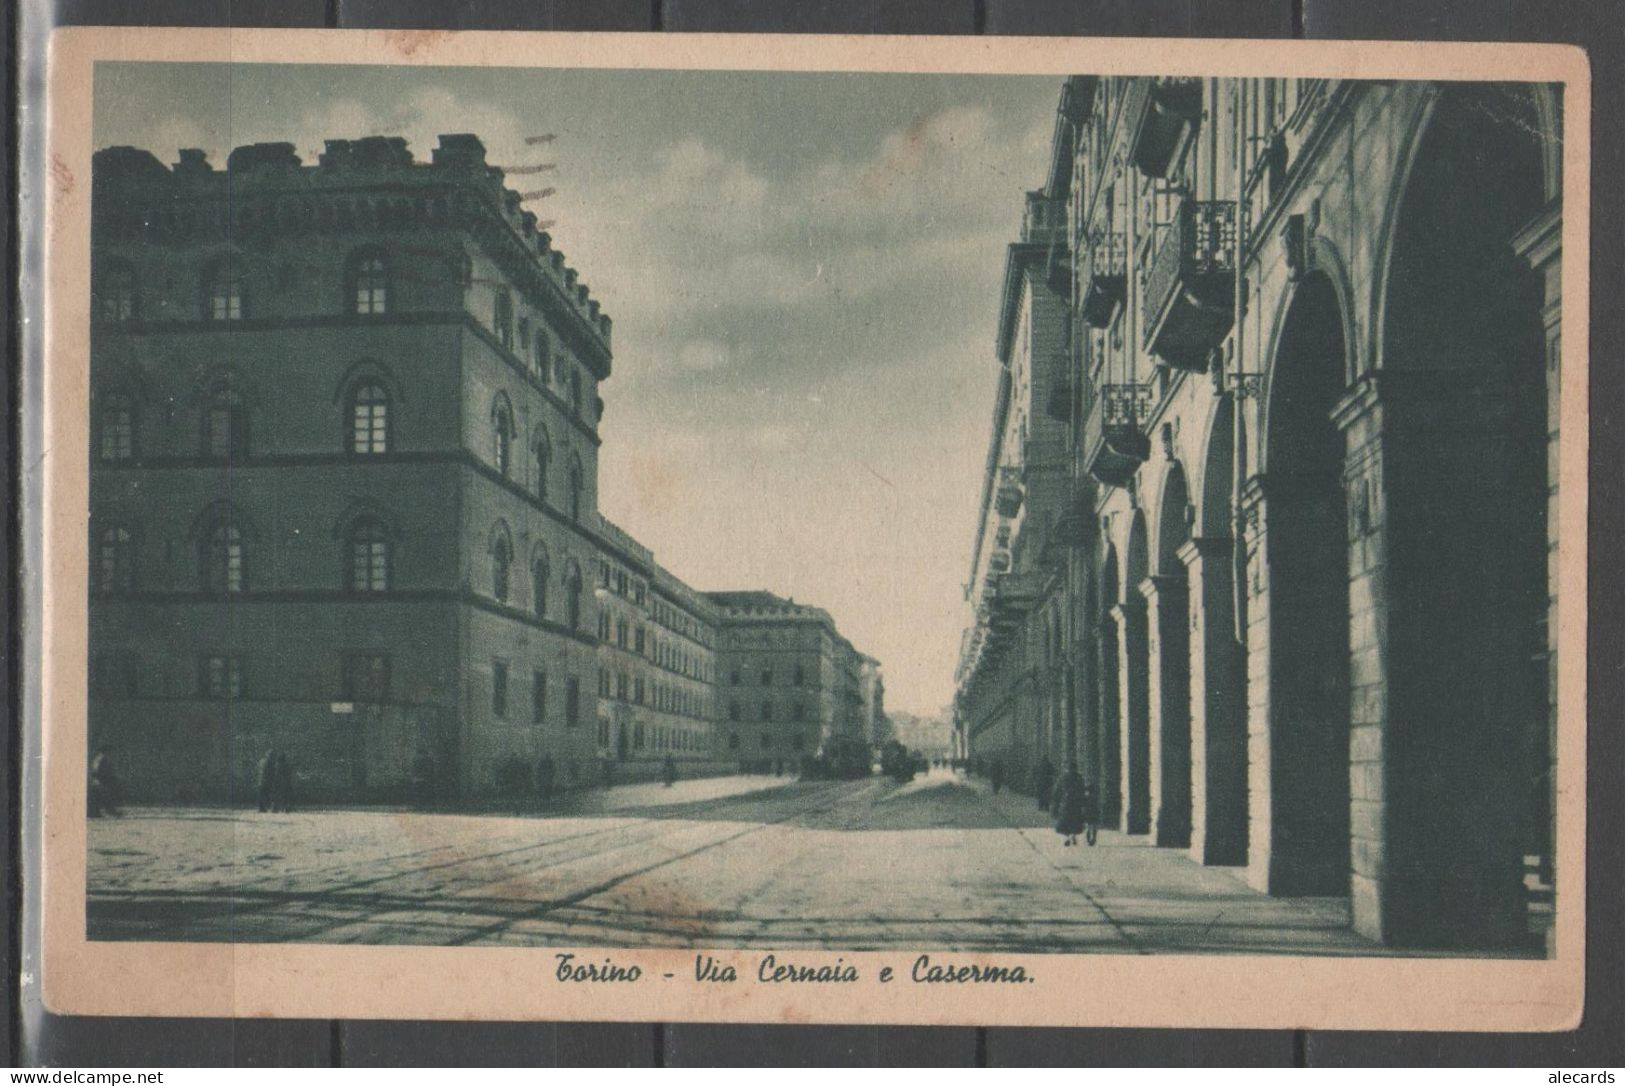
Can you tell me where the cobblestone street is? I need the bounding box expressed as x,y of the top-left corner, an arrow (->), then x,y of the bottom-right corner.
87,770 -> 1393,955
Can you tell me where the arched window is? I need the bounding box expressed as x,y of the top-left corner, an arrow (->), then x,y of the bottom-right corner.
201,386 -> 247,460
534,333 -> 551,379
97,261 -> 137,323
552,352 -> 567,388
567,455 -> 584,521
569,369 -> 583,415
491,526 -> 513,603
531,548 -> 550,619
494,290 -> 514,350
200,520 -> 244,595
532,428 -> 550,504
564,560 -> 583,630
351,253 -> 389,315
492,396 -> 513,476
99,394 -> 136,461
349,382 -> 389,454
204,260 -> 244,321
347,518 -> 390,592
516,318 -> 530,355
97,526 -> 135,594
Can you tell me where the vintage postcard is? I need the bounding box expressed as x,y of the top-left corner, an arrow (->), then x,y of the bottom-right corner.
34,28 -> 1588,1029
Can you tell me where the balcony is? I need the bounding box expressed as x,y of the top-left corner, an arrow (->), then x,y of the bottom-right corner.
1081,234 -> 1127,329
991,570 -> 1046,626
1084,382 -> 1153,489
994,466 -> 1024,518
1142,198 -> 1237,372
1125,77 -> 1204,179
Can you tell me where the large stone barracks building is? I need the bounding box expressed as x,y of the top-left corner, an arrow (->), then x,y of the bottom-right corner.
87,134 -> 882,803
955,77 -> 1563,951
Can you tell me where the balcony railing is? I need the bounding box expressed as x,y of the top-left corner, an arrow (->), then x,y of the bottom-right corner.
1081,233 -> 1128,329
1125,77 -> 1204,179
994,466 -> 1024,518
1142,197 -> 1237,372
991,571 -> 1046,626
1083,382 -> 1153,488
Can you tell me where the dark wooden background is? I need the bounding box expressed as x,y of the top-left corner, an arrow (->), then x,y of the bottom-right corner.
10,0 -> 1624,1066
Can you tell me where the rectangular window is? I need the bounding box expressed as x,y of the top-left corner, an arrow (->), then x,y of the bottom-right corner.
532,669 -> 547,725
565,676 -> 580,728
199,655 -> 241,700
342,653 -> 390,703
100,406 -> 134,461
634,626 -> 645,654
351,400 -> 388,454
492,660 -> 508,719
351,540 -> 388,592
211,282 -> 242,321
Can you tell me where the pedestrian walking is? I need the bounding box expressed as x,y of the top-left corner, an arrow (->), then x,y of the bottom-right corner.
1035,755 -> 1055,812
662,753 -> 678,788
88,751 -> 122,818
257,749 -> 280,812
1053,765 -> 1087,846
274,752 -> 297,812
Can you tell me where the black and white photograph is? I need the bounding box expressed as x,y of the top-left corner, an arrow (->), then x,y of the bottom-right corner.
38,30 -> 1587,1029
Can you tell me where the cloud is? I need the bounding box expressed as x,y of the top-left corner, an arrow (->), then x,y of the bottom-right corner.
675,340 -> 731,372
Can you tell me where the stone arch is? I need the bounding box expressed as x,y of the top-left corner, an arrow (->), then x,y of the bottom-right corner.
332,358 -> 404,405
1094,542 -> 1123,830
1197,395 -> 1236,540
1118,509 -> 1151,834
1359,81 -> 1552,948
1147,462 -> 1193,846
1154,462 -> 1191,576
1256,268 -> 1351,898
1187,391 -> 1248,866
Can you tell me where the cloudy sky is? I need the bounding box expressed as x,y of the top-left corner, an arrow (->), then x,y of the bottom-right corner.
93,62 -> 1061,716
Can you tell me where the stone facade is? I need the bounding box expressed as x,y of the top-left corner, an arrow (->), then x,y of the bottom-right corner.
591,518 -> 732,783
955,77 -> 1562,950
87,133 -> 882,805
708,591 -> 869,771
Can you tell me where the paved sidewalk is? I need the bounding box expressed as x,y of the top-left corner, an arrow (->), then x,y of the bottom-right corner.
951,770 -> 1375,955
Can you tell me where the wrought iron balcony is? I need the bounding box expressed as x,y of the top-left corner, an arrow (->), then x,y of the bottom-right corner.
1142,198 -> 1237,372
1081,234 -> 1127,329
994,466 -> 1024,518
1125,77 -> 1204,179
991,570 -> 1046,624
1084,382 -> 1153,489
